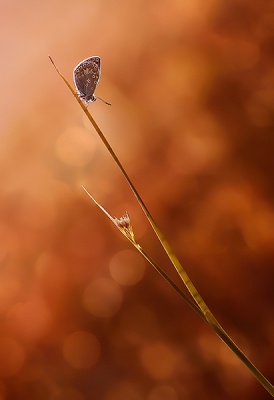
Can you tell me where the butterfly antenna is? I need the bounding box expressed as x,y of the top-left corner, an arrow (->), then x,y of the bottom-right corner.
96,96 -> 111,106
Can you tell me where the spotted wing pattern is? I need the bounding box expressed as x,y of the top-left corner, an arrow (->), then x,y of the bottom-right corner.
73,56 -> 101,104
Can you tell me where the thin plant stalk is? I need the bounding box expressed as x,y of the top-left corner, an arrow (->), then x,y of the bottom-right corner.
81,186 -> 274,396
49,57 -> 274,397
81,186 -> 206,321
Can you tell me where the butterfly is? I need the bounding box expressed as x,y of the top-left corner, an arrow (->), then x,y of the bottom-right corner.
73,56 -> 110,106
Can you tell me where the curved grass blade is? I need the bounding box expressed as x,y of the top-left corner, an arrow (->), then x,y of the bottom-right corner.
81,186 -> 205,321
50,57 -> 274,396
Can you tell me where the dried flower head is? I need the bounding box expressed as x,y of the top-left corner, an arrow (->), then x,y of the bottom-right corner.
113,212 -> 136,242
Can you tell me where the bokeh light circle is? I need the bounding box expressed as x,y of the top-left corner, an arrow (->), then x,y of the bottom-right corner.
139,341 -> 178,380
56,127 -> 96,167
109,250 -> 146,286
83,278 -> 123,318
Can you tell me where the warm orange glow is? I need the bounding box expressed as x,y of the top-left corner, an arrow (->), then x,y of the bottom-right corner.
83,278 -> 123,317
109,250 -> 146,286
148,384 -> 178,400
0,338 -> 25,377
63,331 -> 100,369
56,127 -> 96,167
7,299 -> 52,341
139,341 -> 178,380
1,0 -> 273,398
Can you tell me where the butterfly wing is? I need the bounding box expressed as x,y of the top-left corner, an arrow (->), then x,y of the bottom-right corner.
73,56 -> 101,102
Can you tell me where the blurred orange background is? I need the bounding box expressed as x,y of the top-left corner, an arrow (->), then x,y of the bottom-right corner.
1,0 -> 274,399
